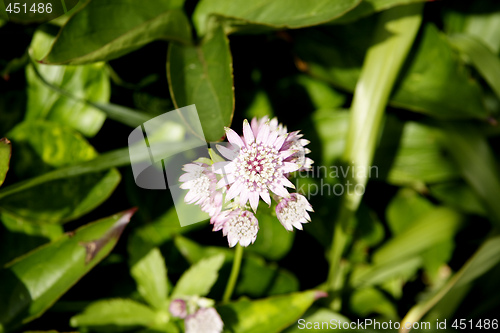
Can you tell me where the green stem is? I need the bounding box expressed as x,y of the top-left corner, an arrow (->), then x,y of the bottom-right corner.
326,3 -> 423,309
223,243 -> 243,302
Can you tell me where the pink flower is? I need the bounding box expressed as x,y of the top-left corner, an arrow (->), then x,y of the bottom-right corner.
185,307 -> 223,333
211,208 -> 259,247
179,163 -> 222,217
214,119 -> 299,212
276,193 -> 313,231
169,299 -> 187,319
253,116 -> 313,171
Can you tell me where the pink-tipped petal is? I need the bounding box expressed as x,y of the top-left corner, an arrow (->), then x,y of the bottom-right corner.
225,127 -> 245,148
242,119 -> 255,145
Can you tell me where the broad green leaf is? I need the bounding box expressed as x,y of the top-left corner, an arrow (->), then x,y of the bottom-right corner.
438,123 -> 500,225
26,60 -> 110,137
393,25 -> 488,118
167,25 -> 234,142
331,0 -> 427,24
70,298 -> 168,331
171,254 -> 225,298
391,25 -> 486,119
295,23 -> 487,119
246,204 -> 294,261
296,75 -> 346,111
429,181 -> 487,216
386,122 -> 459,187
8,121 -> 98,176
449,34 -> 500,99
386,188 -> 433,236
1,121 -> 120,225
130,248 -> 168,310
0,208 -> 136,332
236,255 -> 299,298
217,290 -> 323,333
41,0 -> 191,65
386,189 -> 455,282
0,138 -> 11,187
174,236 -> 299,298
283,307 -> 350,333
351,257 -> 422,288
373,207 -> 462,265
443,1 -> 500,54
350,287 -> 398,320
193,0 -> 360,35
0,211 -> 63,266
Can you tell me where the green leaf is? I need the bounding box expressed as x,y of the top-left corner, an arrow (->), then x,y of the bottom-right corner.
429,181 -> 487,216
171,254 -> 225,298
350,287 -> 398,320
443,1 -> 500,54
1,121 -> 121,225
387,122 -> 460,187
193,0 -> 361,35
41,1 -> 191,65
246,205 -> 294,261
70,298 -> 167,331
295,22 -> 487,119
373,207 -> 462,265
0,208 -> 136,332
296,75 -> 346,110
0,211 -> 63,266
26,60 -> 110,137
167,25 -> 234,142
385,189 -> 456,282
331,0 -> 427,24
438,123 -> 500,225
217,290 -> 323,333
236,255 -> 299,298
0,138 -> 11,187
130,248 -> 168,310
386,188 -> 433,236
351,257 -> 422,288
449,34 -> 500,99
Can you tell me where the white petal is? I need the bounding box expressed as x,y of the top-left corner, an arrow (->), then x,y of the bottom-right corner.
243,119 -> 255,145
225,127 -> 245,148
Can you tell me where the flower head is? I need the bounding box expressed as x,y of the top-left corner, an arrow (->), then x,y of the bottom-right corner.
185,307 -> 223,333
179,162 -> 222,217
214,119 -> 298,212
211,208 -> 259,247
276,193 -> 313,231
169,299 -> 187,319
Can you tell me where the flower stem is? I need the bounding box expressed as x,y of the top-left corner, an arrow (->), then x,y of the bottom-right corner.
223,243 -> 243,302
